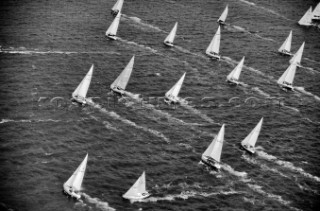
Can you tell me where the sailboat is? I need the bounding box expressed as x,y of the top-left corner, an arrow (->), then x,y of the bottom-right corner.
289,42 -> 305,67
106,12 -> 121,40
110,55 -> 134,96
164,72 -> 186,104
240,118 -> 263,154
122,171 -> 150,201
201,124 -> 225,170
277,63 -> 297,91
298,7 -> 313,26
72,65 -> 94,105
311,3 -> 320,22
63,154 -> 88,200
164,22 -> 178,47
111,0 -> 124,17
205,26 -> 221,60
217,5 -> 228,25
278,31 -> 292,56
226,57 -> 245,85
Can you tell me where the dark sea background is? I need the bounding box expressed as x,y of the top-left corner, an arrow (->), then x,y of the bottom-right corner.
0,0 -> 320,210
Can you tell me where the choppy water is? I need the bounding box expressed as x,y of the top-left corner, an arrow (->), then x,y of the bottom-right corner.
0,0 -> 319,211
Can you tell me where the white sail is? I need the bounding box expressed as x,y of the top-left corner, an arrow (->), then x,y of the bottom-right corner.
64,154 -> 88,191
312,3 -> 320,20
164,22 -> 178,45
218,5 -> 228,23
110,55 -> 134,90
202,124 -> 225,163
277,63 -> 297,86
123,171 -> 148,199
165,72 -> 186,99
278,31 -> 292,53
72,65 -> 94,101
206,26 -> 221,55
290,42 -> 305,65
298,7 -> 313,26
111,0 -> 124,14
241,118 -> 263,148
106,12 -> 121,36
227,57 -> 245,81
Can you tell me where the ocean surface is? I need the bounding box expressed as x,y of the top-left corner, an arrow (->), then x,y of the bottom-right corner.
0,0 -> 320,210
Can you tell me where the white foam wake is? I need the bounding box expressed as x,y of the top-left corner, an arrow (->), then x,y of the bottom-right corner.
122,14 -> 164,32
0,118 -> 87,124
221,163 -> 248,178
295,87 -> 320,102
180,102 -> 220,125
81,193 -> 116,211
256,151 -> 320,183
88,102 -> 170,143
0,48 -> 120,55
118,38 -> 159,54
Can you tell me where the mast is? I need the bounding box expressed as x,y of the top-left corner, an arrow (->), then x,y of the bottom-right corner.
164,22 -> 178,44
106,12 -> 121,36
110,56 -> 135,90
202,124 -> 225,163
206,26 -> 221,55
241,118 -> 263,148
165,72 -> 186,99
278,31 -> 292,53
227,57 -> 245,81
72,65 -> 94,100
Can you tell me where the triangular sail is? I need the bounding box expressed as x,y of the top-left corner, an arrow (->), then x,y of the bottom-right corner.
298,7 -> 313,26
277,63 -> 297,85
290,42 -> 305,65
206,26 -> 221,55
241,118 -> 263,148
312,3 -> 320,19
72,65 -> 94,99
65,154 -> 88,191
278,31 -> 292,53
165,72 -> 186,99
202,124 -> 225,163
218,5 -> 228,23
112,0 -> 124,13
164,22 -> 178,44
111,56 -> 134,90
123,172 -> 147,198
227,57 -> 245,81
106,12 -> 121,36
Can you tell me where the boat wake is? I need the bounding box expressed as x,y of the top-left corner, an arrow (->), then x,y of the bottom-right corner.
226,25 -> 275,42
294,87 -> 320,102
79,193 -> 116,211
300,65 -> 320,74
118,38 -> 159,54
121,14 -> 164,33
0,118 -> 91,124
221,163 -> 248,178
256,151 -> 320,183
242,154 -> 289,178
251,87 -> 271,98
180,102 -> 221,125
88,101 -> 170,143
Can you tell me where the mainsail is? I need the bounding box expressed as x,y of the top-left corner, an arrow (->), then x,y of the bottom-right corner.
278,31 -> 292,53
164,22 -> 178,45
218,5 -> 228,23
111,0 -> 124,14
290,42 -> 305,65
64,154 -> 88,191
206,26 -> 221,55
106,12 -> 121,36
312,3 -> 320,20
227,57 -> 245,81
277,63 -> 297,86
123,171 -> 148,199
241,118 -> 263,149
298,7 -> 313,26
110,56 -> 134,90
202,124 -> 225,163
72,65 -> 94,101
165,72 -> 186,100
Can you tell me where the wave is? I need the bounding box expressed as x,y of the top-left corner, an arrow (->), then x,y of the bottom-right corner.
251,87 -> 271,98
122,14 -> 163,32
227,25 -> 275,42
221,163 -> 248,178
180,102 -> 221,125
102,121 -> 121,131
300,65 -> 320,74
294,87 -> 320,102
118,38 -> 159,54
256,151 -> 320,183
81,193 -> 116,211
238,0 -> 255,6
88,101 -> 170,143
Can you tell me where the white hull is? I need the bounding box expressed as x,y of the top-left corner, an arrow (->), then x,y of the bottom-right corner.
111,87 -> 125,96
201,156 -> 221,170
206,52 -> 220,60
164,96 -> 179,105
240,143 -> 255,154
72,96 -> 87,105
106,34 -> 118,40
122,192 -> 150,201
279,84 -> 294,92
227,79 -> 239,85
63,183 -> 81,200
163,41 -> 174,47
278,50 -> 292,56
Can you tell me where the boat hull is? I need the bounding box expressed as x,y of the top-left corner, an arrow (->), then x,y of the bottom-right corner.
163,41 -> 174,47
227,79 -> 239,85
206,52 -> 220,60
279,84 -> 294,92
111,87 -> 125,96
106,35 -> 118,41
63,184 -> 81,200
217,20 -> 226,26
122,192 -> 150,201
278,50 -> 292,56
201,157 -> 221,170
240,144 -> 255,154
111,10 -> 119,17
164,96 -> 179,105
71,96 -> 87,106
